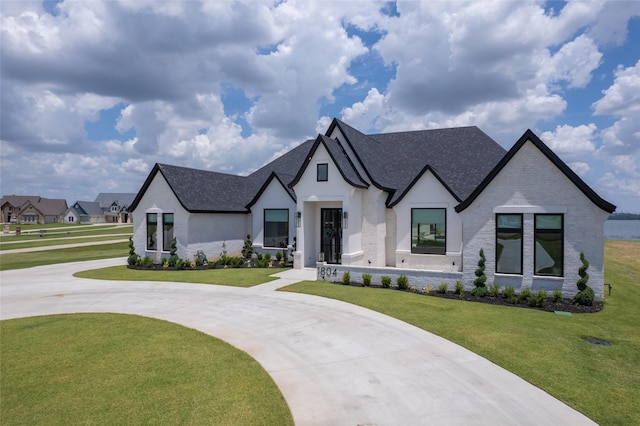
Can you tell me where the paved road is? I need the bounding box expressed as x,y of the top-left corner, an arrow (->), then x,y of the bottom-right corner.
0,259 -> 596,425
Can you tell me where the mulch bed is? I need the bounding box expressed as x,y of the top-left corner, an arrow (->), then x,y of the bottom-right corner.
426,290 -> 603,313
337,282 -> 603,313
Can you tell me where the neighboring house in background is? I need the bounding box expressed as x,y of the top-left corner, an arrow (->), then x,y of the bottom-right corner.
130,118 -> 615,300
1,195 -> 67,224
64,201 -> 106,224
95,193 -> 136,223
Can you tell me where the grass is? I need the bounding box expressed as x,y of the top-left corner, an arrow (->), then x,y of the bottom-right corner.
280,240 -> 640,426
0,235 -> 130,251
75,265 -> 288,287
0,242 -> 128,271
0,313 -> 293,425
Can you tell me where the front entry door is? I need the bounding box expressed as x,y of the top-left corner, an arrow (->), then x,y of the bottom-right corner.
321,208 -> 342,264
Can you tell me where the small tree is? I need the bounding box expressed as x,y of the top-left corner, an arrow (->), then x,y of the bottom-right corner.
576,252 -> 590,291
242,234 -> 254,260
474,248 -> 487,288
127,236 -> 139,266
573,252 -> 594,306
168,237 -> 179,267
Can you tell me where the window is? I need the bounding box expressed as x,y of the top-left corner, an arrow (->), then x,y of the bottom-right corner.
147,213 -> 158,250
535,214 -> 563,276
264,209 -> 288,248
162,213 -> 174,251
496,214 -> 522,274
411,208 -> 446,254
317,163 -> 328,181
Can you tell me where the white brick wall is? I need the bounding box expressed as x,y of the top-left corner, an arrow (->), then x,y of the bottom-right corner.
459,141 -> 609,300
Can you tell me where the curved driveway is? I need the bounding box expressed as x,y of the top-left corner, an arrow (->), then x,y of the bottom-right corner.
1,259 -> 595,425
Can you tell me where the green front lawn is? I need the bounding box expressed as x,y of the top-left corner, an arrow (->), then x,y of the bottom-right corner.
0,235 -> 130,251
0,242 -> 129,271
281,240 -> 640,426
75,265 -> 288,287
0,314 -> 293,425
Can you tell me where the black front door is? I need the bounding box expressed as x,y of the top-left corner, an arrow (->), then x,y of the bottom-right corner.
321,208 -> 342,264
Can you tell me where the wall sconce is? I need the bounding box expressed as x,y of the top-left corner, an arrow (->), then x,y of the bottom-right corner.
342,211 -> 348,229
295,211 -> 302,228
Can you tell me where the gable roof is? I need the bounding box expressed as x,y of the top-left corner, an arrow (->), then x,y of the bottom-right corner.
94,193 -> 136,210
130,139 -> 316,213
455,129 -> 616,213
1,195 -> 67,215
288,134 -> 369,189
72,201 -> 104,216
323,119 -> 506,206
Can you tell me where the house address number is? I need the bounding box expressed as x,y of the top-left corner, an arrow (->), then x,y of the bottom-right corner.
318,266 -> 338,279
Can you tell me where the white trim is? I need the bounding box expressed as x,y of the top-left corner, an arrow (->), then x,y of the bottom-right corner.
493,205 -> 568,214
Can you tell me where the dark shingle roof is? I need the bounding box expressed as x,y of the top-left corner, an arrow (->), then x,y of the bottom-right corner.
74,201 -> 104,216
94,193 -> 136,210
327,119 -> 506,206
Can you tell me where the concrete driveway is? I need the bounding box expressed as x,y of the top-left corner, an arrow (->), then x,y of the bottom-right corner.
0,259 -> 596,425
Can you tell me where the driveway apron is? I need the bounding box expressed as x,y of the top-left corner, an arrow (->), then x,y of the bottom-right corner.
0,259 -> 596,425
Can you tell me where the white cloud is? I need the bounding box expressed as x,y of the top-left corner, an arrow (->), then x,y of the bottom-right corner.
593,60 -> 640,116
540,124 -> 597,159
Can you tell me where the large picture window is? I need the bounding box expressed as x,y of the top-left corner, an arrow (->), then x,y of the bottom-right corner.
411,208 -> 446,254
535,214 -> 563,276
162,213 -> 174,251
496,214 -> 523,274
146,213 -> 158,250
264,209 -> 289,248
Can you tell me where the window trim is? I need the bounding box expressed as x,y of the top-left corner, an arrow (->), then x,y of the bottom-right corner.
317,163 -> 328,182
495,213 -> 523,275
263,208 -> 289,248
411,208 -> 446,255
146,213 -> 158,251
534,213 -> 564,277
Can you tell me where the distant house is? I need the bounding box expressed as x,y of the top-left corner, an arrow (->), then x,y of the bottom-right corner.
1,195 -> 67,224
95,193 -> 136,223
130,119 -> 615,300
64,201 -> 105,224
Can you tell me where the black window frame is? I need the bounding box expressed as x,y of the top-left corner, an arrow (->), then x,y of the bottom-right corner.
534,214 -> 564,277
495,213 -> 523,275
162,213 -> 174,252
317,163 -> 328,182
264,208 -> 289,248
411,208 -> 446,255
146,213 -> 158,251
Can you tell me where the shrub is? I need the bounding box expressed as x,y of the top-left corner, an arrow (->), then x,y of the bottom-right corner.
168,238 -> 179,267
408,285 -> 418,293
381,276 -> 391,288
396,275 -> 409,290
552,288 -> 563,303
141,256 -> 154,268
437,282 -> 448,294
194,256 -> 203,267
242,234 -> 253,260
342,271 -> 351,285
488,283 -> 501,297
574,252 -> 595,306
176,259 -> 185,270
128,254 -> 139,266
576,252 -> 590,291
502,285 -> 515,299
424,284 -> 434,294
362,273 -> 372,286
127,237 -> 139,266
454,280 -> 464,295
231,255 -> 244,268
473,248 -> 487,288
518,288 -> 532,302
276,251 -> 283,262
573,286 -> 595,306
529,290 -> 547,307
471,286 -> 487,297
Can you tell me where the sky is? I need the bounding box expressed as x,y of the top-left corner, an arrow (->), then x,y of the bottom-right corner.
1,1 -> 639,213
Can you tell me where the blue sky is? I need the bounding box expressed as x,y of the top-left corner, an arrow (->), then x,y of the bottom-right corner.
1,1 -> 639,212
